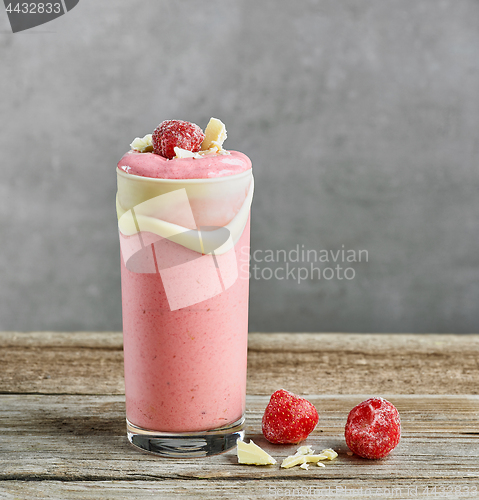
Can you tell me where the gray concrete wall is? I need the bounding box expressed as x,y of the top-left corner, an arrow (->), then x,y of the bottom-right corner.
1,0 -> 478,333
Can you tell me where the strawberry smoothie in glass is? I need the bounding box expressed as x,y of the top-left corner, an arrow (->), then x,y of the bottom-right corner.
116,118 -> 254,457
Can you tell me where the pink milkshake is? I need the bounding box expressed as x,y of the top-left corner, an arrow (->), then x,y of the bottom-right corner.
116,119 -> 253,457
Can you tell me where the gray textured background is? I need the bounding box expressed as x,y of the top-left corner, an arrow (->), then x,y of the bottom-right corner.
1,0 -> 478,333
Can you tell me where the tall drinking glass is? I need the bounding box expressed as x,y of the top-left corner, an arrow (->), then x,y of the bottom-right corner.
116,166 -> 253,457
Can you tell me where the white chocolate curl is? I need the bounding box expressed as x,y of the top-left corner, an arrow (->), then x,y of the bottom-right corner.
130,134 -> 153,153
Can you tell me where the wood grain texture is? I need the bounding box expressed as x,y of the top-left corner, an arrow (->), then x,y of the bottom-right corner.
0,332 -> 124,395
247,333 -> 479,395
1,332 -> 479,499
1,394 -> 478,482
1,480 -> 479,500
1,332 -> 479,395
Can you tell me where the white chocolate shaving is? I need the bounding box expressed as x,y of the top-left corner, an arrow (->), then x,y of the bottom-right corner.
130,134 -> 153,153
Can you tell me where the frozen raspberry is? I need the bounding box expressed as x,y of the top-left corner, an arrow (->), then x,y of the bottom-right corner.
262,389 -> 319,444
152,120 -> 205,159
345,397 -> 401,459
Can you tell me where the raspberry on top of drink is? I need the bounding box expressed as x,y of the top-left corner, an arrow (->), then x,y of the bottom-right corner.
118,118 -> 251,180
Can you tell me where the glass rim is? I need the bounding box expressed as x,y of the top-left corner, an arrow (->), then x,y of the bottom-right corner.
116,166 -> 252,185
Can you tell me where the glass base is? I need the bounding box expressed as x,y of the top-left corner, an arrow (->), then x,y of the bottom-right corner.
126,416 -> 245,458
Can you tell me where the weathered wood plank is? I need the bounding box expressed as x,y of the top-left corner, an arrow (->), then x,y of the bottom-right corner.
247,333 -> 479,396
1,331 -> 479,499
1,332 -> 479,396
1,479 -> 478,500
0,331 -> 124,395
0,331 -> 123,348
0,394 -> 478,483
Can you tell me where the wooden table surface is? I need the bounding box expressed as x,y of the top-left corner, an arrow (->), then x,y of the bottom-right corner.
1,332 -> 478,499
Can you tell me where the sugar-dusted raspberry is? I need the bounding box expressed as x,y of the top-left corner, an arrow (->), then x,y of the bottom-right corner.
262,389 -> 319,444
152,120 -> 205,159
345,397 -> 401,459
